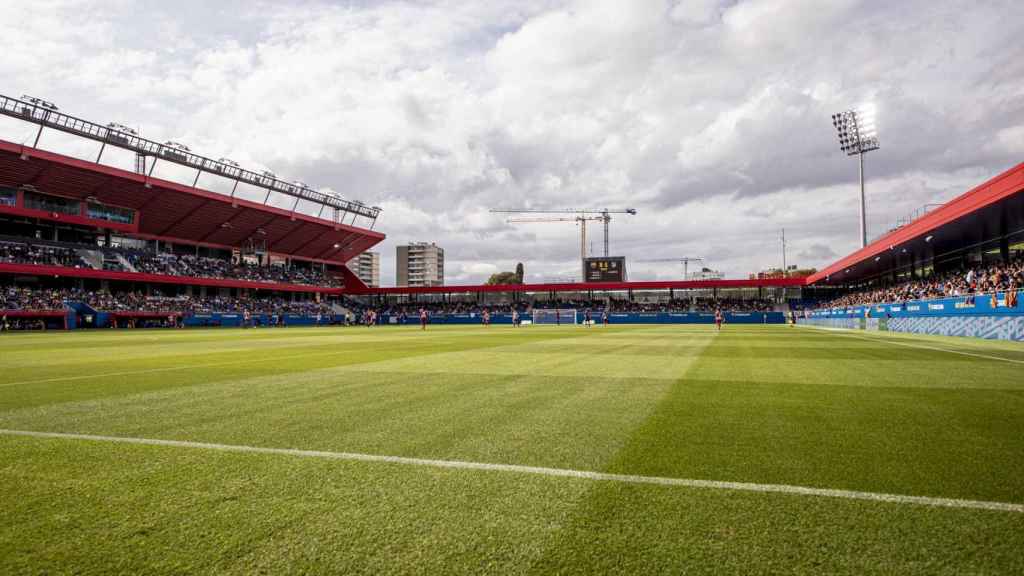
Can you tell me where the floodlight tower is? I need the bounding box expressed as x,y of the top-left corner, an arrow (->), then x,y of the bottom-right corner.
831,104 -> 879,248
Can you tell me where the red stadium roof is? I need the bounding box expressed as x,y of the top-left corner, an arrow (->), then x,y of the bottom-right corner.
357,277 -> 805,295
0,140 -> 384,265
807,161 -> 1024,285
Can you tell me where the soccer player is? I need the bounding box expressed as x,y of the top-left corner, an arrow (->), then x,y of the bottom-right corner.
482,309 -> 491,327
512,308 -> 520,327
584,308 -> 592,327
602,310 -> 609,326
419,307 -> 428,330
555,309 -> 561,326
714,308 -> 723,331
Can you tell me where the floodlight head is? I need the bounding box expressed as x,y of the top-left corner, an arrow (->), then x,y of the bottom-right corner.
831,105 -> 880,156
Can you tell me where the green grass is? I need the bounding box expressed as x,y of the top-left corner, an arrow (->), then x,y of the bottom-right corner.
1,325 -> 1023,574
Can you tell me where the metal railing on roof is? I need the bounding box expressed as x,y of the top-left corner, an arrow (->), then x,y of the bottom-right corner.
0,94 -> 381,225
869,203 -> 945,244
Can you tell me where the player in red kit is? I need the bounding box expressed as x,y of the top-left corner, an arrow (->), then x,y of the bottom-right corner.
419,308 -> 428,330
714,309 -> 723,331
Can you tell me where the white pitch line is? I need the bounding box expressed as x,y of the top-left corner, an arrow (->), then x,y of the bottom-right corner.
2,428 -> 1020,513
800,325 -> 1024,365
0,329 -> 592,389
0,348 -> 358,389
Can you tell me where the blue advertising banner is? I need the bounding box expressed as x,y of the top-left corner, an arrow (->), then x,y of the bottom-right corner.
382,312 -> 785,325
809,291 -> 1023,320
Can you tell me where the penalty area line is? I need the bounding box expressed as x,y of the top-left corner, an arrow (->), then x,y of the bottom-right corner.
1,428 -> 1021,514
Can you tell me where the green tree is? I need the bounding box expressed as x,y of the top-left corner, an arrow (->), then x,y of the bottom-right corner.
486,271 -> 521,285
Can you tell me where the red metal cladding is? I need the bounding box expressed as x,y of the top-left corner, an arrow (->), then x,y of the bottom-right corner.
0,140 -> 384,264
808,161 -> 1024,284
357,276 -> 806,296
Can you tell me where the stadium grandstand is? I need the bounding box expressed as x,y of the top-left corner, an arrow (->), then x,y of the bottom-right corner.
0,94 -> 385,329
798,161 -> 1024,340
0,92 -> 1022,340
0,95 -> 810,330
5,4 -> 1024,574
2,120 -> 1022,336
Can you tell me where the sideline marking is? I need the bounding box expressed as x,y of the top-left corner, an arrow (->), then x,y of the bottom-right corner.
0,326 -> 714,388
2,428 -> 1020,513
0,349 -> 358,388
800,325 -> 1024,365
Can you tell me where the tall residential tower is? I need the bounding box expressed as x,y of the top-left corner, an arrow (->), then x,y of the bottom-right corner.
349,251 -> 380,287
396,242 -> 444,287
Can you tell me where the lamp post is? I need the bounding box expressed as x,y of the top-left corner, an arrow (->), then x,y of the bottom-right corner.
831,105 -> 879,248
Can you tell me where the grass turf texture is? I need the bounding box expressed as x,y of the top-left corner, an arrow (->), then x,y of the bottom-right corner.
1,325 -> 1022,574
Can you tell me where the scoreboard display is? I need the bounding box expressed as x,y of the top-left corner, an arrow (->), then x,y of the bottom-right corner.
583,257 -> 627,282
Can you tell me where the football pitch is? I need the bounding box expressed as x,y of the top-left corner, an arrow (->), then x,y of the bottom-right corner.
1,325 -> 1023,574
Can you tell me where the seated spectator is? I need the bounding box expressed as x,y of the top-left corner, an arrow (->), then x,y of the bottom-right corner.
821,254 -> 1024,308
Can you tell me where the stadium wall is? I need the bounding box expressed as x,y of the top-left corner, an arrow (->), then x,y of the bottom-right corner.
800,291 -> 1024,341
799,315 -> 1024,341
385,312 -> 786,325
74,312 -> 337,329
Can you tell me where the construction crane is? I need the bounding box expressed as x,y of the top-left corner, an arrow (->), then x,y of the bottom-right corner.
491,208 -> 637,259
641,257 -> 705,279
503,215 -> 605,263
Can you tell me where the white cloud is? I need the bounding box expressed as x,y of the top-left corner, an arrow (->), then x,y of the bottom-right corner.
1,0 -> 1022,286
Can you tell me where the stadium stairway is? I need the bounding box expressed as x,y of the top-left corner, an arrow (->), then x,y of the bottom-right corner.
76,248 -> 103,270
113,252 -> 135,272
66,300 -> 98,318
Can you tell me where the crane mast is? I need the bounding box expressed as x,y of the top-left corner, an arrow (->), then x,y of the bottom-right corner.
640,257 -> 705,279
493,208 -> 636,282
504,215 -> 605,262
492,208 -> 636,256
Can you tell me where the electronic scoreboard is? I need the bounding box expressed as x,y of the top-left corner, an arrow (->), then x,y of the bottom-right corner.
583,256 -> 627,282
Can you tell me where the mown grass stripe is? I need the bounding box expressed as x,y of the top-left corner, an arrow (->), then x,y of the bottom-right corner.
0,348 -> 359,388
3,428 -> 1020,513
800,325 -> 1024,364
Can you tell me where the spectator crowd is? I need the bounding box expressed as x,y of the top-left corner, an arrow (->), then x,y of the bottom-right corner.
0,240 -> 89,269
371,297 -> 776,318
1,237 -> 341,287
823,255 -> 1024,308
1,285 -> 334,317
1,286 -> 68,311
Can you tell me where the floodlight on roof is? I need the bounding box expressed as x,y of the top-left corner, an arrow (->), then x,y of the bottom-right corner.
20,95 -> 58,110
0,92 -> 382,225
162,141 -> 190,152
106,123 -> 137,136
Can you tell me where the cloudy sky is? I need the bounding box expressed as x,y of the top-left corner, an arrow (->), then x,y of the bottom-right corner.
1,0 -> 1022,285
